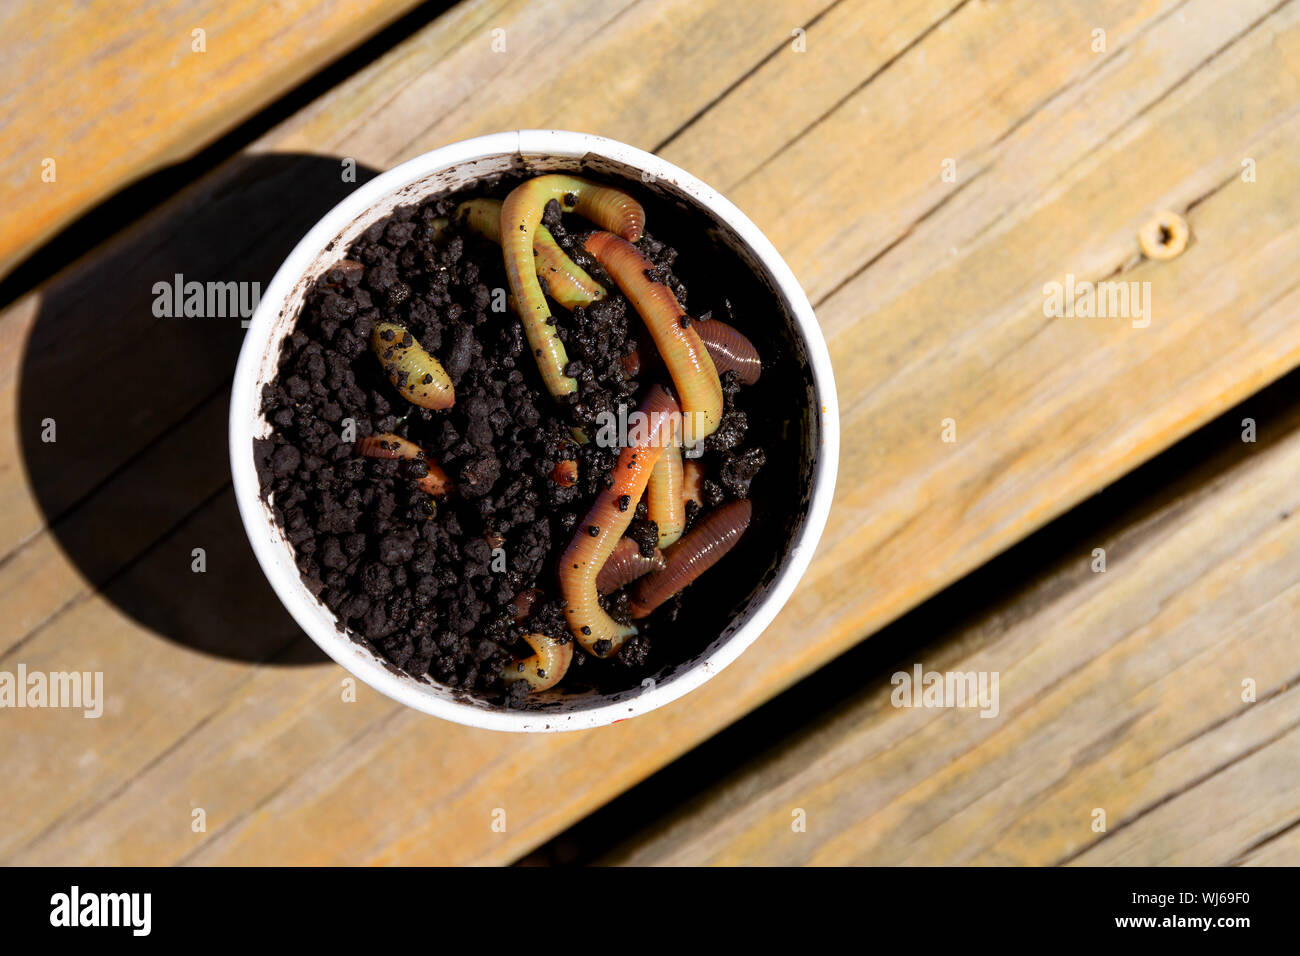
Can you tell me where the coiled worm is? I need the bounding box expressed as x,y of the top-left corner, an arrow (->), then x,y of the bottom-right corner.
596,537 -> 667,593
356,432 -> 453,496
582,231 -> 722,447
456,198 -> 606,311
370,321 -> 454,410
501,632 -> 573,692
646,439 -> 685,547
500,175 -> 645,398
559,385 -> 678,656
628,498 -> 752,618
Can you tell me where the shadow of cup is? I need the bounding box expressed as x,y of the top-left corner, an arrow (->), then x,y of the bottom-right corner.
17,153 -> 380,664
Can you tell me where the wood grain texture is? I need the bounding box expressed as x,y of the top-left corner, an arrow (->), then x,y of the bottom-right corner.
607,397 -> 1300,866
0,0 -> 426,277
2,0 -> 1300,864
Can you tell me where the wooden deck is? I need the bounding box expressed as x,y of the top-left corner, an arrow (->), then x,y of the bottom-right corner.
2,0 -> 1298,865
606,381 -> 1300,865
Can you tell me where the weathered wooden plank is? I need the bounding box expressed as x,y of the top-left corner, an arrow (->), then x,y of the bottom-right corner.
1236,821 -> 1300,866
0,395 -> 230,660
191,0 -> 1300,863
0,0 -> 832,862
267,0 -> 832,169
0,0 -> 427,277
606,392 -> 1300,865
0,0 -> 826,564
5,0 -> 1300,865
0,486 -> 328,863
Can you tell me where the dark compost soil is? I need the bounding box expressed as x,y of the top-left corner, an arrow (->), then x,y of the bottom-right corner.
254,171 -> 804,705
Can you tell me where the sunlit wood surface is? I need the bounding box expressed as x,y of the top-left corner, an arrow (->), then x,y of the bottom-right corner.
1,0 -> 1298,864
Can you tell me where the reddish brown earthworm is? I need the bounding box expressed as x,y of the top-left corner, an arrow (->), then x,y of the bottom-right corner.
456,198 -> 607,311
501,632 -> 573,692
500,175 -> 645,397
510,587 -> 545,622
647,439 -> 685,547
370,321 -> 454,410
696,319 -> 761,384
551,459 -> 579,487
559,385 -> 678,656
628,498 -> 752,618
356,433 -> 453,496
621,317 -> 760,386
595,537 -> 667,593
582,232 -> 722,447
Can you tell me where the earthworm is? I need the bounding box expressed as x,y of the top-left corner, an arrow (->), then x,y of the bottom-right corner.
500,175 -> 645,398
370,321 -> 454,410
682,459 -> 705,510
646,440 -> 685,547
501,632 -> 573,692
456,198 -> 606,310
559,385 -> 678,656
510,587 -> 544,622
696,319 -> 761,384
583,232 -> 722,447
356,433 -> 453,496
628,498 -> 752,618
551,459 -> 579,487
595,537 -> 667,593
620,318 -> 760,386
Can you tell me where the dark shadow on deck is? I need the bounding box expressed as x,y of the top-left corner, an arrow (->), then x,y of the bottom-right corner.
16,153 -> 381,664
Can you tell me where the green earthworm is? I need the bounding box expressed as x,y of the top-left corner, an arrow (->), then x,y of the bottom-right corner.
500,175 -> 645,398
456,198 -> 606,311
370,321 -> 454,410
